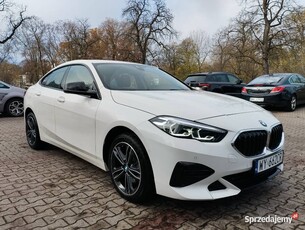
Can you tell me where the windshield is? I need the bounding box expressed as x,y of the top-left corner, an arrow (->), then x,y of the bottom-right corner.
249,76 -> 284,85
94,63 -> 190,91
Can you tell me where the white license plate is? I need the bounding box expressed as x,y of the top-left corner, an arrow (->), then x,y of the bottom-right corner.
254,151 -> 284,174
250,97 -> 264,102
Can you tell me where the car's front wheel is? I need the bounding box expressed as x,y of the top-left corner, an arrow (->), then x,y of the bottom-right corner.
108,133 -> 155,203
5,98 -> 24,117
26,112 -> 43,150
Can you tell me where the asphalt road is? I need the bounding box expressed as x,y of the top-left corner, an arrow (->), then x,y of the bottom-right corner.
0,107 -> 305,229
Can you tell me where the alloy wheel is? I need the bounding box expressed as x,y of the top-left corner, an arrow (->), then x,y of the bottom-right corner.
8,100 -> 24,116
110,142 -> 142,196
26,114 -> 37,146
291,96 -> 297,111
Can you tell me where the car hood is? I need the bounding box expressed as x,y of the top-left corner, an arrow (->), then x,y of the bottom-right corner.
111,90 -> 263,120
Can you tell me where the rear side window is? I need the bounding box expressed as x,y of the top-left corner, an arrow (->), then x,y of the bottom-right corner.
289,75 -> 301,84
41,67 -> 68,89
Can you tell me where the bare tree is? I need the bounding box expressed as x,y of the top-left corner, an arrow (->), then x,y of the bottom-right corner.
190,30 -> 211,72
242,0 -> 299,74
98,19 -> 140,61
211,29 -> 232,72
0,0 -> 29,44
122,0 -> 176,64
58,19 -> 99,61
44,24 -> 62,67
16,17 -> 55,82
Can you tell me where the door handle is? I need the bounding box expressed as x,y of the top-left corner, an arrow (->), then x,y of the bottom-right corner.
57,96 -> 65,103
35,92 -> 41,96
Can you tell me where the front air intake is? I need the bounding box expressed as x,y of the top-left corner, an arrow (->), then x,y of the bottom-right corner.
170,162 -> 214,187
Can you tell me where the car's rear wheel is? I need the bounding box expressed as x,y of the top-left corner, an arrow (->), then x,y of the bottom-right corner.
108,133 -> 155,203
287,95 -> 297,112
26,112 -> 43,150
5,98 -> 24,117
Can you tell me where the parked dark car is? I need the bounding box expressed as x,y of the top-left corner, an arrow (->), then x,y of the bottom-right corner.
241,73 -> 305,111
184,72 -> 244,97
0,80 -> 25,117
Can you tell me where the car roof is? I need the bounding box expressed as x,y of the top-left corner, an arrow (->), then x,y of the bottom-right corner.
187,72 -> 231,77
57,59 -> 146,67
257,73 -> 294,78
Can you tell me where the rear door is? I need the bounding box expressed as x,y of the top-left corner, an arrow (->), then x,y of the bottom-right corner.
34,66 -> 69,136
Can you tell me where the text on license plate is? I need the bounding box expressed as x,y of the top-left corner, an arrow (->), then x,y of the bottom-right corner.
254,151 -> 284,174
250,97 -> 264,102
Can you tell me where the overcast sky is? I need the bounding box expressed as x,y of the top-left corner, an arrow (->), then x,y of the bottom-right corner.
14,0 -> 242,39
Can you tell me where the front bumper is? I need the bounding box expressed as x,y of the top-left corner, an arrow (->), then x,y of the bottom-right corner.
137,112 -> 284,200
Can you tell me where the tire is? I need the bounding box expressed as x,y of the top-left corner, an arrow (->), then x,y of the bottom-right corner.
5,98 -> 24,117
108,133 -> 155,203
25,112 -> 43,150
286,95 -> 297,112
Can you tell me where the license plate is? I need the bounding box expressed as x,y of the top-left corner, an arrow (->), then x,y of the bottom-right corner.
250,97 -> 264,102
254,151 -> 284,174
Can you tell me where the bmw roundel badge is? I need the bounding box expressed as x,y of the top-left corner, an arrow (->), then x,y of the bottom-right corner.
259,120 -> 267,127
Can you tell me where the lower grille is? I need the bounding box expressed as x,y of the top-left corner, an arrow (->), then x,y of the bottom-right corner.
223,167 -> 279,189
234,130 -> 268,157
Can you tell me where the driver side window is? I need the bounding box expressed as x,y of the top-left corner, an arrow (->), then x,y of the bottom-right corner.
64,65 -> 96,91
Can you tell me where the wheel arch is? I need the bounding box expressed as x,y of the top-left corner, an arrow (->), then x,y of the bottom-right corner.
25,107 -> 34,116
103,126 -> 155,188
4,96 -> 23,105
103,126 -> 151,168
104,125 -> 156,202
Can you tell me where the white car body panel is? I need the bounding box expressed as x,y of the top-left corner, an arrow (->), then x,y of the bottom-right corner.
24,60 -> 284,200
111,90 -> 263,120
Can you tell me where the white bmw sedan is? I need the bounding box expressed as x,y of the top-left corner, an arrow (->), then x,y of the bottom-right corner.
24,60 -> 284,203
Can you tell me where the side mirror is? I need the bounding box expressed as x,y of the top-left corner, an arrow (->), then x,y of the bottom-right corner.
64,81 -> 98,99
237,79 -> 243,84
66,81 -> 87,91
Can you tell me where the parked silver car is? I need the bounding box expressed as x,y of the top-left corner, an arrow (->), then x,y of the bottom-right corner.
0,81 -> 25,117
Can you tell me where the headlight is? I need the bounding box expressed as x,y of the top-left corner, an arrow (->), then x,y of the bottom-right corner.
150,116 -> 227,142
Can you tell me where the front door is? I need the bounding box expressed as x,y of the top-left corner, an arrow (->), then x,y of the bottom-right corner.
55,64 -> 100,158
